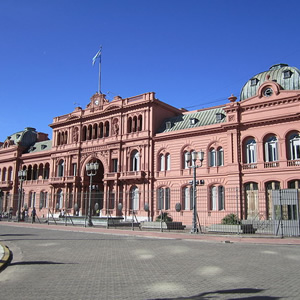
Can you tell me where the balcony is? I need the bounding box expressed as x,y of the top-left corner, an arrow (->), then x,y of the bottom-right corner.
242,163 -> 257,170
264,162 -> 279,168
23,179 -> 49,186
287,160 -> 300,167
104,172 -> 120,181
119,171 -> 146,181
0,181 -> 13,188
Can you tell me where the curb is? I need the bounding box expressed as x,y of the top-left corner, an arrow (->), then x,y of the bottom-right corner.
0,242 -> 12,272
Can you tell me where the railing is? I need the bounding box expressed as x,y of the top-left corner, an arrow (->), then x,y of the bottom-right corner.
242,163 -> 257,170
264,162 -> 279,168
287,159 -> 300,166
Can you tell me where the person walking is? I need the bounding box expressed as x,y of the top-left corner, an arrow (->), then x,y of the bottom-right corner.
31,207 -> 36,223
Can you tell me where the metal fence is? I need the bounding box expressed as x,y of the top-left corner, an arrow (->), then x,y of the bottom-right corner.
1,188 -> 299,237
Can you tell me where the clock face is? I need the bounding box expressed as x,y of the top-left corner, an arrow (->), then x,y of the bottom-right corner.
264,88 -> 273,97
94,100 -> 99,105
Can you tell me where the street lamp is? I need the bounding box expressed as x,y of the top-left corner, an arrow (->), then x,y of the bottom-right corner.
86,162 -> 99,227
185,150 -> 204,233
17,169 -> 27,222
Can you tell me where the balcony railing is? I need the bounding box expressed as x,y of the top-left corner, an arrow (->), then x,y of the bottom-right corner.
0,181 -> 13,188
287,160 -> 300,166
119,171 -> 145,180
264,162 -> 279,168
242,163 -> 257,170
104,172 -> 120,181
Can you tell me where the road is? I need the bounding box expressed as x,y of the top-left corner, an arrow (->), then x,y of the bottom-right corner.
0,223 -> 299,299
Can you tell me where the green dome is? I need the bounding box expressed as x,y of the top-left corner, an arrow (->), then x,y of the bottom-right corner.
240,64 -> 300,100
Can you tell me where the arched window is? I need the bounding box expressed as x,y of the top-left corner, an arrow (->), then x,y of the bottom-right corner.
183,150 -> 193,169
58,160 -> 64,177
264,135 -> 278,162
130,186 -> 139,210
82,126 -> 87,141
44,163 -> 50,179
138,115 -> 143,131
217,148 -> 224,166
288,132 -> 300,160
64,131 -> 68,144
29,191 -> 36,208
105,121 -> 110,137
210,185 -> 225,211
218,186 -> 225,210
133,116 -> 137,132
209,148 -> 216,167
157,187 -> 170,210
182,186 -> 193,210
159,154 -> 165,171
210,186 -> 217,210
131,150 -> 140,171
127,117 -> 132,133
166,153 -> 171,170
99,122 -> 104,138
288,180 -> 300,189
1,168 -> 6,181
40,191 -> 48,208
7,167 -> 12,182
88,125 -> 93,140
245,138 -> 257,164
32,165 -> 38,180
93,124 -> 98,139
57,132 -> 61,145
57,190 -> 64,209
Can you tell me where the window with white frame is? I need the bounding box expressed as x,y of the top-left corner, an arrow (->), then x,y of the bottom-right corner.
209,149 -> 216,167
166,153 -> 171,170
58,160 -> 64,177
160,154 -> 165,171
157,187 -> 170,210
130,186 -> 139,210
217,148 -> 224,166
210,148 -> 224,167
210,185 -> 225,211
184,150 -> 193,169
182,186 -> 193,210
40,191 -> 48,208
246,139 -> 257,163
264,136 -> 278,162
131,150 -> 140,171
289,133 -> 300,160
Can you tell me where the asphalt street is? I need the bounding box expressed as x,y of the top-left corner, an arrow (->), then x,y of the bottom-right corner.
0,223 -> 300,300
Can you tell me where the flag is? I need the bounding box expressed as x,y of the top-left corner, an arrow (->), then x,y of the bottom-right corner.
92,47 -> 102,66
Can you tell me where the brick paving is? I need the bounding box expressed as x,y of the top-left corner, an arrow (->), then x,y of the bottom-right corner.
0,222 -> 300,299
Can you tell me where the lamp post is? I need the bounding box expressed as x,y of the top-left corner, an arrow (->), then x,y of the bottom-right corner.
17,170 -> 27,222
86,162 -> 99,227
185,150 -> 204,233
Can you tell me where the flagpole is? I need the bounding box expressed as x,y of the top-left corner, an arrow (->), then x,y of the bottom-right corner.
98,53 -> 101,94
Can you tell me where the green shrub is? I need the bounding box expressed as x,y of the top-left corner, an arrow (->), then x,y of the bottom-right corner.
156,212 -> 173,222
221,213 -> 239,225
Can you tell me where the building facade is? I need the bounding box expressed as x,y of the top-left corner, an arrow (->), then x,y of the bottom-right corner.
0,64 -> 299,227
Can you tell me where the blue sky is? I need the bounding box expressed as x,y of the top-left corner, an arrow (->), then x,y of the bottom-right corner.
1,0 -> 300,142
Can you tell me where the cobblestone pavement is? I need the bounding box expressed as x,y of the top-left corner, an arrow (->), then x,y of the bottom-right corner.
0,223 -> 300,300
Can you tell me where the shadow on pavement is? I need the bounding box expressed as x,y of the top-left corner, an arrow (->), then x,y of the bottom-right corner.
9,261 -> 77,266
150,288 -> 281,300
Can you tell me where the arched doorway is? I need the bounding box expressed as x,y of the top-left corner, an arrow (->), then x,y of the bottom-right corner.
84,159 -> 104,216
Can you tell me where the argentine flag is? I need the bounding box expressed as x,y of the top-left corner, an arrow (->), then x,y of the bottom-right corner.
92,48 -> 102,66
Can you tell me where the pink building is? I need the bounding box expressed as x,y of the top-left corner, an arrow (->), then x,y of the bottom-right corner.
0,64 -> 299,229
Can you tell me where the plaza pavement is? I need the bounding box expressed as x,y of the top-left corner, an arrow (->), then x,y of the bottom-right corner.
1,220 -> 300,273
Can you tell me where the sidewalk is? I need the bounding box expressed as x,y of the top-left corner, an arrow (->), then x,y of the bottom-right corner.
1,220 -> 300,245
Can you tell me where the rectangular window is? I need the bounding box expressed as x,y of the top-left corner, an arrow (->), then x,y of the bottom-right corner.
112,159 -> 118,172
72,163 -> 77,176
